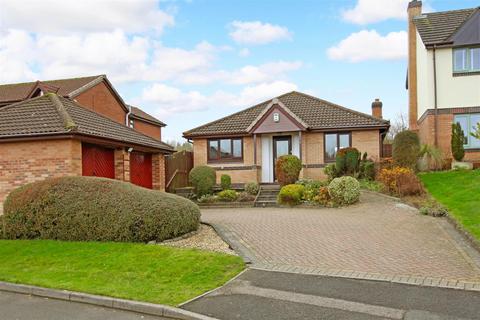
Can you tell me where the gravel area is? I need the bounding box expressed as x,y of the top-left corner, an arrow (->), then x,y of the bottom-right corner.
160,224 -> 236,255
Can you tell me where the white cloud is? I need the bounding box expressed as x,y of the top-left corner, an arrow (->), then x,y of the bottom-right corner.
327,30 -> 407,62
229,21 -> 292,45
0,30 -> 38,82
227,61 -> 302,85
0,0 -> 174,34
239,48 -> 251,57
141,81 -> 298,117
342,0 -> 409,24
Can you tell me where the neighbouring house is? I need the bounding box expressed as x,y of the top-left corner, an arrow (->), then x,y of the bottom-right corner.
407,1 -> 480,162
0,75 -> 166,140
183,91 -> 389,184
0,76 -> 174,214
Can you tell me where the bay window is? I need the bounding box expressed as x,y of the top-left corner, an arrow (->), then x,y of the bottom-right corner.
208,138 -> 243,162
454,114 -> 480,149
324,132 -> 351,162
453,47 -> 480,73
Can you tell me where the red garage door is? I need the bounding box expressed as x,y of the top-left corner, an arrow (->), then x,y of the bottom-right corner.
130,152 -> 152,189
82,144 -> 115,179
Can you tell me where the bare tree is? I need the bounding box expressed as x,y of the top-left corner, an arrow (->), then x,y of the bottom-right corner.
385,112 -> 408,143
166,139 -> 193,152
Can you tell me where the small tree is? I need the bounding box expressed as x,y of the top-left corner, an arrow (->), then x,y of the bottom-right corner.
451,123 -> 465,162
392,130 -> 420,169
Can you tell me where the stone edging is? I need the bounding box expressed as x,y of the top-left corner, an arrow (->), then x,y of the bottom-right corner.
0,281 -> 218,320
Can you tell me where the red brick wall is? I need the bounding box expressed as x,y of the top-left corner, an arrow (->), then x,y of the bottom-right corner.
114,148 -> 130,182
133,119 -> 162,140
75,82 -> 127,125
0,139 -> 82,214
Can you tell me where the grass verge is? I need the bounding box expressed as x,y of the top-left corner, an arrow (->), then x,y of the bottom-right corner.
420,170 -> 480,241
0,240 -> 244,306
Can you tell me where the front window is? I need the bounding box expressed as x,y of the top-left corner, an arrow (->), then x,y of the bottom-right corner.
453,47 -> 480,73
324,132 -> 351,162
454,114 -> 480,149
208,138 -> 243,161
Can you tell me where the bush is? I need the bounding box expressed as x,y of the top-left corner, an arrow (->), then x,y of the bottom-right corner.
2,177 -> 200,242
451,122 -> 465,162
378,167 -> 424,196
324,164 -> 338,181
296,179 -> 328,202
189,165 -> 216,197
418,144 -> 444,171
314,186 -> 332,206
336,147 -> 361,176
244,182 -> 259,195
277,184 -> 305,206
237,192 -> 255,202
419,198 -> 448,217
197,194 -> 218,203
328,176 -> 360,206
359,160 -> 375,180
275,155 -> 302,186
392,130 -> 420,169
217,189 -> 238,202
220,174 -> 231,190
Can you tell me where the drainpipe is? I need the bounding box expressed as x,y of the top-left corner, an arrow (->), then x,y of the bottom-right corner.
433,45 -> 439,147
126,105 -> 132,127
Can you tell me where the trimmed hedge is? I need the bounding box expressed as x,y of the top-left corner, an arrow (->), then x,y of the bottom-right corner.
275,155 -> 302,186
189,165 -> 216,197
2,177 -> 200,242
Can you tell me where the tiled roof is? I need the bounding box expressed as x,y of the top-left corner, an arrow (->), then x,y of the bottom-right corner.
129,105 -> 166,127
0,94 -> 174,152
0,75 -> 101,104
413,7 -> 479,46
183,91 -> 389,137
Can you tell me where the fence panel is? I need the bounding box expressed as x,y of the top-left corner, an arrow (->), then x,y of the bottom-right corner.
165,150 -> 193,192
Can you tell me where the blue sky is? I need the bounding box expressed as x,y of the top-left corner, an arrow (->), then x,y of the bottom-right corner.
1,0 -> 478,141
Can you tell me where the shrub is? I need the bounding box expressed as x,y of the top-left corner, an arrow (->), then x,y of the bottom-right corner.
189,165 -> 216,197
2,177 -> 200,242
275,155 -> 302,186
378,167 -> 424,196
277,184 -> 305,206
451,122 -> 465,162
220,174 -> 231,190
237,192 -> 255,202
217,189 -> 238,202
336,147 -> 361,175
314,186 -> 332,206
244,182 -> 259,195
418,144 -> 444,171
359,160 -> 375,180
296,179 -> 328,202
324,164 -> 338,181
392,130 -> 420,169
328,176 -> 360,206
197,194 -> 218,203
419,198 -> 448,217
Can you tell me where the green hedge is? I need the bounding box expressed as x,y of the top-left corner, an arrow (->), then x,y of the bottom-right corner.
2,177 -> 200,242
278,184 -> 305,206
189,165 -> 216,197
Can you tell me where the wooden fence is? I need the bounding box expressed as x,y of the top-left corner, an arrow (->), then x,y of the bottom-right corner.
165,150 -> 193,193
382,144 -> 393,158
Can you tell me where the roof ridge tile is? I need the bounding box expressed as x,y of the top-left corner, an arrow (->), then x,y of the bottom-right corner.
48,94 -> 77,131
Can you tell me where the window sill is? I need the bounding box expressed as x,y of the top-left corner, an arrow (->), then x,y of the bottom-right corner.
453,71 -> 480,77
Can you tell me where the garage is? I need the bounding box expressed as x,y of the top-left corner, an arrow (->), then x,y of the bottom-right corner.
130,151 -> 152,189
82,143 -> 115,179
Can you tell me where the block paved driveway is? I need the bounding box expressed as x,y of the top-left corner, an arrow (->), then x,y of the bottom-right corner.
201,192 -> 480,287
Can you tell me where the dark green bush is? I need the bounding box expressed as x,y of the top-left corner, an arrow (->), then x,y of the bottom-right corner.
336,147 -> 360,175
2,177 -> 200,242
277,184 -> 305,206
189,165 -> 216,197
392,130 -> 420,169
220,174 -> 231,190
359,160 -> 375,180
451,123 -> 465,162
244,182 -> 259,195
275,155 -> 302,186
217,189 -> 238,202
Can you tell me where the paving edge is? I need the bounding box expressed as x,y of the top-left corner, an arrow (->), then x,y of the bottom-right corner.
0,281 -> 219,320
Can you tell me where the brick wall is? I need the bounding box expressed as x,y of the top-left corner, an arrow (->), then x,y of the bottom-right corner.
133,119 -> 162,140
352,130 -> 381,161
114,148 -> 130,182
0,139 -> 82,214
152,153 -> 166,191
75,82 -> 127,125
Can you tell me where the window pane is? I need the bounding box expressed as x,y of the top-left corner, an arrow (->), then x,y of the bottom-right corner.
325,134 -> 337,161
233,139 -> 242,157
220,139 -> 232,158
208,140 -> 219,159
471,48 -> 480,71
454,49 -> 466,71
454,116 -> 469,145
470,115 -> 480,148
339,134 -> 350,149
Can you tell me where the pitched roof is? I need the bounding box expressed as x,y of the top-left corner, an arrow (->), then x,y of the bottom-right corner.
0,94 -> 174,152
0,75 -> 101,104
183,91 -> 389,137
413,7 -> 479,46
128,105 -> 166,127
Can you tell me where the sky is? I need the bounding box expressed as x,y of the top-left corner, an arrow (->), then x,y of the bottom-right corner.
1,0 -> 478,142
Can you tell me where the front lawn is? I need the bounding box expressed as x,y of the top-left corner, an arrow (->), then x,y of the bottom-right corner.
0,240 -> 244,306
420,170 -> 480,241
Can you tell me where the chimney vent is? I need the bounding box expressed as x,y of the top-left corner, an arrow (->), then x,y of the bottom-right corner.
372,98 -> 383,119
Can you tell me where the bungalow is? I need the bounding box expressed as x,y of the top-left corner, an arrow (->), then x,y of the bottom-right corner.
183,91 -> 389,184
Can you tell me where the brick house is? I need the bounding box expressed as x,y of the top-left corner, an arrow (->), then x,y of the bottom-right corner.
183,91 -> 389,184
0,76 -> 173,214
407,1 -> 480,162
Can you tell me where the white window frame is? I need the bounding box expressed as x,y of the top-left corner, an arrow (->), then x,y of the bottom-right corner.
453,47 -> 480,73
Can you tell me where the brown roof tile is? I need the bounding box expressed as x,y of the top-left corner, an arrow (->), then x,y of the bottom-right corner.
0,94 -> 173,152
413,7 -> 479,46
183,91 -> 389,137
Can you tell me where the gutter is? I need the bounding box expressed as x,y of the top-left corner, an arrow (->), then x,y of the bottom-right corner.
126,104 -> 132,127
433,45 -> 439,147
